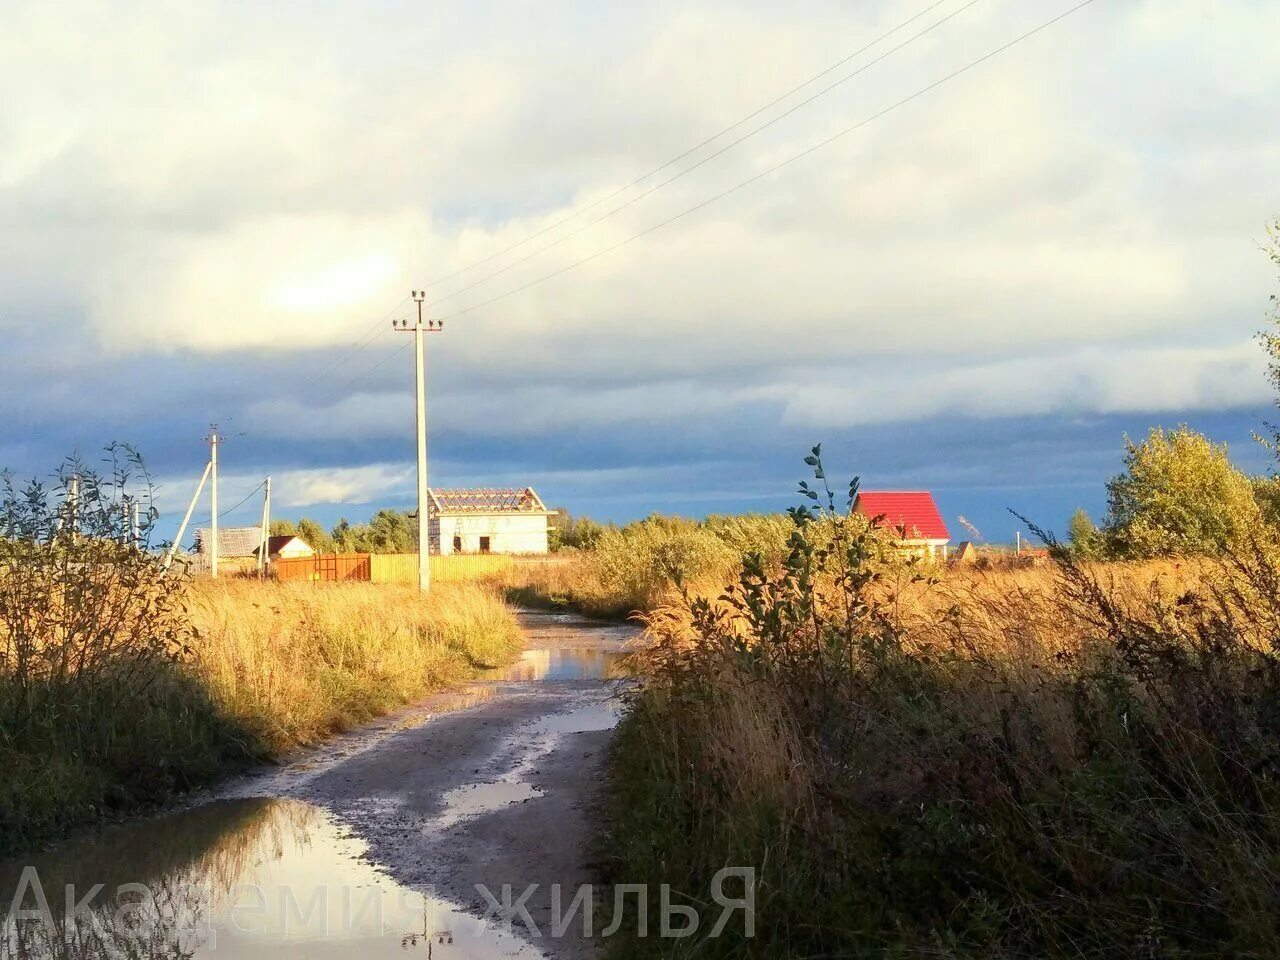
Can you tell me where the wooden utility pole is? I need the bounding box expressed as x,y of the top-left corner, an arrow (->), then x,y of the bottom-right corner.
394,291 -> 444,593
258,475 -> 271,578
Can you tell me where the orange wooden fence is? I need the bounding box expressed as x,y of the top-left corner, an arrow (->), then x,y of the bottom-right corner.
272,552 -> 514,584
274,552 -> 372,582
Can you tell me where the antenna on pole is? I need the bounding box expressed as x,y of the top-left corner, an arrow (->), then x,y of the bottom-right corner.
395,290 -> 445,593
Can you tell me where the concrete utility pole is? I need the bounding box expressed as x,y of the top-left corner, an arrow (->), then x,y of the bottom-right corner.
164,461 -> 211,571
66,474 -> 79,538
258,475 -> 271,578
394,291 -> 444,593
207,425 -> 221,578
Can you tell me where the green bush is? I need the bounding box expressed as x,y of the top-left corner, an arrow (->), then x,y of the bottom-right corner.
511,512 -> 795,618
1103,425 -> 1263,558
0,450 -> 256,853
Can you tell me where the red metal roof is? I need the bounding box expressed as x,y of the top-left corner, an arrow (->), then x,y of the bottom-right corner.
853,491 -> 950,541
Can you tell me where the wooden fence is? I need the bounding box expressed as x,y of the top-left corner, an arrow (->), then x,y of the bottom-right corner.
274,553 -> 371,582
273,552 -> 514,584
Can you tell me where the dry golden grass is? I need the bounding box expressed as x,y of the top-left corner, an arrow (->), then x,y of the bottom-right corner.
605,541 -> 1280,957
186,579 -> 522,752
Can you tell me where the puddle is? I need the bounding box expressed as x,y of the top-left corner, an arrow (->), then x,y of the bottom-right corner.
430,700 -> 621,832
481,648 -> 628,682
0,799 -> 540,959
514,610 -> 641,648
532,700 -> 620,735
436,780 -> 544,829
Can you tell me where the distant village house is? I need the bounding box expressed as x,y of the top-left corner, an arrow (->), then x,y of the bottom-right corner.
258,535 -> 314,562
428,487 -> 552,556
193,528 -> 314,566
194,526 -> 264,559
853,491 -> 951,560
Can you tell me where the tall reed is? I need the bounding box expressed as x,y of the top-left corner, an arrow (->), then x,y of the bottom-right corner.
604,456 -> 1280,958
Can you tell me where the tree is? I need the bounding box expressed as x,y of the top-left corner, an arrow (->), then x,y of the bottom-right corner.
549,508 -> 571,551
1068,508 -> 1102,559
1103,426 -> 1263,558
268,518 -> 297,537
366,509 -> 416,552
297,517 -> 333,553
1253,475 -> 1280,528
550,509 -> 607,551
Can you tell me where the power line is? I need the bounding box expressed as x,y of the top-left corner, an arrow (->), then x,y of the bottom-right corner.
214,480 -> 266,520
438,0 -> 1099,323
170,481 -> 268,548
420,0 -> 958,292
430,0 -> 982,307
178,480 -> 267,535
297,296 -> 411,391
332,339 -> 413,396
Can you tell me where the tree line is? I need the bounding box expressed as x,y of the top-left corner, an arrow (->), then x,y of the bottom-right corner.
268,506 -> 609,554
269,509 -> 418,554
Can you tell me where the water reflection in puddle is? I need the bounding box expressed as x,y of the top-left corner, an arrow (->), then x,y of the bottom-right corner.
436,780 -> 543,829
481,648 -> 628,682
0,799 -> 539,959
433,700 -> 621,830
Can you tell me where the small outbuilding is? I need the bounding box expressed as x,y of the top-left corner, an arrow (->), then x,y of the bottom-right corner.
194,526 -> 263,558
853,491 -> 951,561
428,487 -> 552,555
256,535 -> 314,562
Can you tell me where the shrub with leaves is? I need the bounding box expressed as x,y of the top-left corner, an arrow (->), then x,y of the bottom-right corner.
0,447 -> 246,852
1103,425 -> 1262,558
0,446 -> 194,738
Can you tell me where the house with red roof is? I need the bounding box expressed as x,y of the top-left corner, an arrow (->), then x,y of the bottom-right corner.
853,491 -> 951,561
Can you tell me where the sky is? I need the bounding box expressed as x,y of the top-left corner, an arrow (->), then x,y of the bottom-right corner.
1,0 -> 1278,545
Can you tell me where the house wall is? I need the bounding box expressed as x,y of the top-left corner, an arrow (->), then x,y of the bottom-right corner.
895,538 -> 951,562
276,542 -> 314,559
432,512 -> 549,555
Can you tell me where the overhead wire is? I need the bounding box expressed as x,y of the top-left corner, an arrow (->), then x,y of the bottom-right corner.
437,0 -> 1100,323
332,339 -> 413,396
420,0 -> 958,291
169,478 -> 268,544
297,295 -> 411,391
430,0 -> 983,307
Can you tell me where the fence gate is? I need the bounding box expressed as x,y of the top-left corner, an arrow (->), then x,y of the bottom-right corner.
274,553 -> 372,582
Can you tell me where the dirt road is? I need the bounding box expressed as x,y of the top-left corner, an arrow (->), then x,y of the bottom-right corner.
2,610 -> 636,959
221,608 -> 638,959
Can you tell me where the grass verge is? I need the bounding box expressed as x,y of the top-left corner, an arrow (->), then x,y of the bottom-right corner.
599,484 -> 1280,957
0,580 -> 521,855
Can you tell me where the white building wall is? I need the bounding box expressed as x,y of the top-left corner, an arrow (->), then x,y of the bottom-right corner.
435,512 -> 549,555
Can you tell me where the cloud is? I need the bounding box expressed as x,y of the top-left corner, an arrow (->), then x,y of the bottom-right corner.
1,0 -> 1277,524
153,462 -> 415,517
778,340 -> 1270,427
